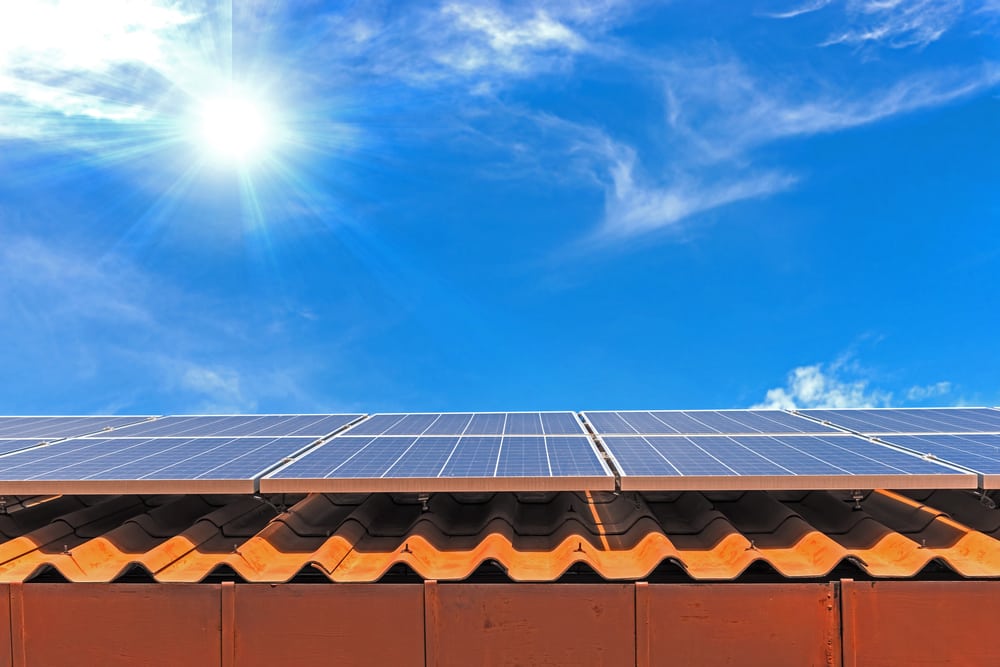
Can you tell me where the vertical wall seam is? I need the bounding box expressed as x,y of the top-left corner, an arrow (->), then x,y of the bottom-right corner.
4,585 -> 12,667
839,579 -> 854,667
8,584 -> 23,667
634,582 -> 648,667
221,582 -> 235,667
424,580 -> 439,667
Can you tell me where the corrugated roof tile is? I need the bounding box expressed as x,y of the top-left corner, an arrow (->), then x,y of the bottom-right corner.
1,489 -> 1000,582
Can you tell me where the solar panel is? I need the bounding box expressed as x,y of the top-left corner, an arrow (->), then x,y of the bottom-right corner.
0,416 -> 153,439
261,434 -> 613,492
878,434 -> 1000,488
799,408 -> 1000,435
343,412 -> 585,436
582,410 -> 838,435
0,436 -> 318,494
598,434 -> 973,491
103,414 -> 363,438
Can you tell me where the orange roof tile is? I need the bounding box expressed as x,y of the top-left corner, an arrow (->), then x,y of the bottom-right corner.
0,489 -> 999,583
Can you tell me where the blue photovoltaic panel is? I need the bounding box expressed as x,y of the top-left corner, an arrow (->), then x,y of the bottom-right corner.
600,434 -> 969,489
800,408 -> 1000,435
104,414 -> 362,438
343,412 -> 585,436
0,416 -> 152,439
0,436 -> 316,482
584,410 -> 837,435
268,435 -> 609,480
879,434 -> 1000,476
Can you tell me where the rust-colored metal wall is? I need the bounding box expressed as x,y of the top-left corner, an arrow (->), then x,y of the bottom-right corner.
1,581 -> 998,666
426,582 -> 635,667
13,583 -> 220,667
233,583 -> 425,667
841,579 -> 1000,667
638,582 -> 841,667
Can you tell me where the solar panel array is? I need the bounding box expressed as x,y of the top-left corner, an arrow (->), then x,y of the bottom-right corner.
0,408 -> 997,493
262,412 -> 612,492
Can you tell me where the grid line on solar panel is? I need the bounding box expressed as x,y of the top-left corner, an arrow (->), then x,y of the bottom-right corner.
266,435 -> 610,480
0,416 -> 154,439
597,433 -> 973,491
101,414 -> 363,438
342,412 -> 585,436
799,408 -> 1000,435
582,410 -> 837,435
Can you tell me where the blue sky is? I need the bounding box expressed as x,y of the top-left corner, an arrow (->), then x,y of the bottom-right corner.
0,0 -> 997,414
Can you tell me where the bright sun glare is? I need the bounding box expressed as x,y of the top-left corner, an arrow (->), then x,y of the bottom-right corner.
198,94 -> 272,164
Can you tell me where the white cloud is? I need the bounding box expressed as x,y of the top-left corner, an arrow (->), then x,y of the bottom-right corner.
569,57 -> 999,240
444,4 -> 585,55
0,1 -> 196,122
824,0 -> 964,49
0,223 -> 324,412
599,141 -> 796,237
764,0 -> 835,19
753,359 -> 893,409
662,58 -> 1000,163
906,381 -> 953,401
178,364 -> 257,413
317,1 -> 630,86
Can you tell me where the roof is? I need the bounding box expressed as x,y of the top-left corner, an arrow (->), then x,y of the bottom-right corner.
2,487 -> 1000,583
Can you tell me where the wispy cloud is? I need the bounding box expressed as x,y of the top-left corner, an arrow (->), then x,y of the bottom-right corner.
314,0 -> 632,89
906,381 -> 953,401
823,0 -> 964,49
763,0 -> 835,20
662,58 -> 1000,162
176,363 -> 256,413
0,222 -> 329,412
440,3 -> 585,74
599,140 -> 797,238
569,57 -> 1000,241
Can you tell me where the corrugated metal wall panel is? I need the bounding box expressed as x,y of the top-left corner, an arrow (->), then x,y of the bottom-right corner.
842,580 -> 1000,667
234,584 -> 425,667
0,581 -> 999,665
426,582 -> 635,667
638,583 -> 840,667
16,584 -> 220,667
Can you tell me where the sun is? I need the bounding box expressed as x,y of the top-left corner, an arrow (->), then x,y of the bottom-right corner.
197,93 -> 273,165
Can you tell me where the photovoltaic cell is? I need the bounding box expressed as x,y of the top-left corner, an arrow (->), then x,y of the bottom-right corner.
0,416 -> 153,439
104,414 -> 362,438
343,412 -> 585,436
599,434 -> 972,491
584,410 -> 837,435
800,408 -> 1000,435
